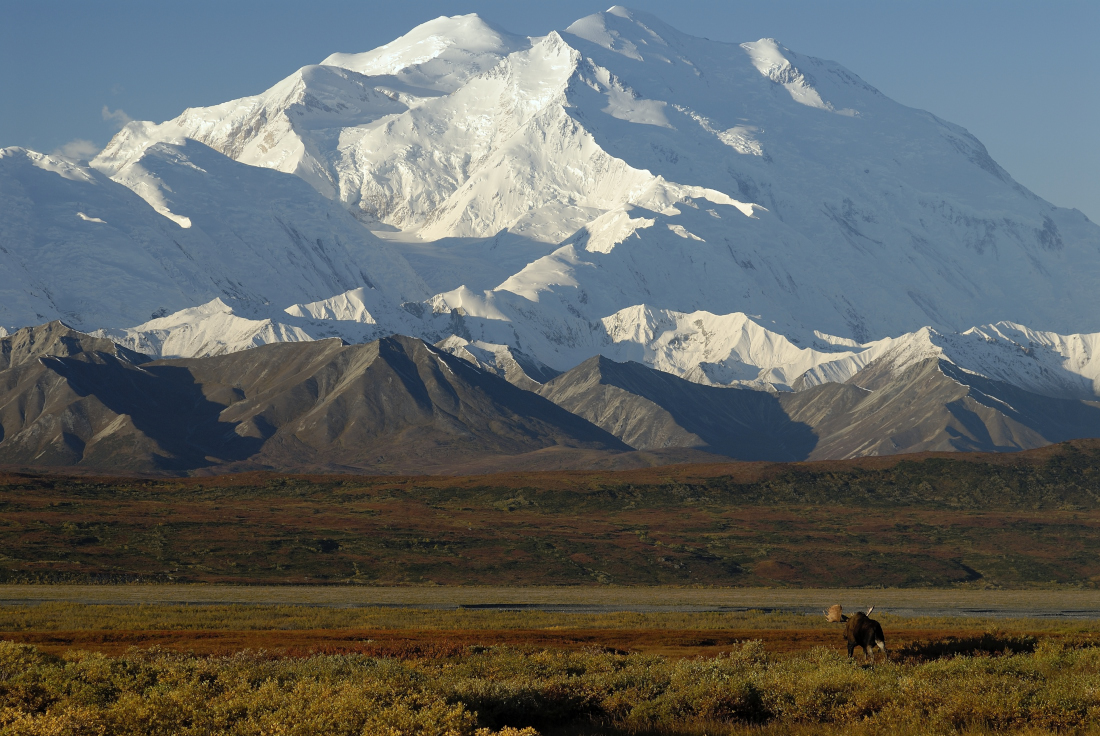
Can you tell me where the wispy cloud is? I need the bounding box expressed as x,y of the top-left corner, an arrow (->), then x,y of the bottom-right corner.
101,105 -> 132,130
51,139 -> 102,163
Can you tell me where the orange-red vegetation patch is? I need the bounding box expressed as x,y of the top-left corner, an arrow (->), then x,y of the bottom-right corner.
0,627 -> 1066,659
5,437 -> 1100,587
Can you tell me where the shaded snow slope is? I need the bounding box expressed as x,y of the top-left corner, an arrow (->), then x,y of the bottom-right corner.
7,6 -> 1100,439
2,147 -> 181,328
0,142 -> 426,330
90,6 -> 1100,346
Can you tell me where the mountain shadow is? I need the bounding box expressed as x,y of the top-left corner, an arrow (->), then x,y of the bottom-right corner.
44,357 -> 265,471
538,355 -> 818,461
0,322 -> 265,471
0,325 -> 629,474
940,362 -> 1100,449
781,357 -> 1100,458
164,335 -> 629,472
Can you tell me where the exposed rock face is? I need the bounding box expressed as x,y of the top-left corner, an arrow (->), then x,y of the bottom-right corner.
538,355 -> 815,461
5,9 -> 1100,465
0,325 -> 626,473
538,352 -> 1100,460
0,322 -> 159,470
784,358 -> 1100,458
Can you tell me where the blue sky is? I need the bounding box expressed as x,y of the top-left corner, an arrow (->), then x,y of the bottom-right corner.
2,0 -> 1097,220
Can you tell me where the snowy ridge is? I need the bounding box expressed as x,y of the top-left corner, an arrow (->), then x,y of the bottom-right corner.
0,140 -> 427,330
6,7 -> 1100,424
95,299 -> 314,358
321,14 -> 529,93
94,65 -> 410,202
434,335 -> 560,389
598,306 -> 857,389
87,6 -> 1100,344
740,38 -> 857,116
965,323 -> 1100,398
95,286 -> 1100,404
791,323 -> 1100,400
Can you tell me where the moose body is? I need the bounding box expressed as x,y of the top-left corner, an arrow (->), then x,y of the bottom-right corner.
824,605 -> 886,663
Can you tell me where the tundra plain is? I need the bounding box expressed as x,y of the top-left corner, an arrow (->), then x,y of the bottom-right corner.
5,441 -> 1100,733
3,439 -> 1100,587
3,602 -> 1100,735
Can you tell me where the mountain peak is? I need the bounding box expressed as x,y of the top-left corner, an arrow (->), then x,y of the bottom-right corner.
566,5 -> 680,61
19,7 -> 1100,411
0,320 -> 146,370
321,13 -> 528,92
740,38 -> 858,115
2,146 -> 99,184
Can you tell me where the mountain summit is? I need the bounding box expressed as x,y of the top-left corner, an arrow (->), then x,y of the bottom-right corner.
4,8 -> 1100,463
86,8 -> 1100,351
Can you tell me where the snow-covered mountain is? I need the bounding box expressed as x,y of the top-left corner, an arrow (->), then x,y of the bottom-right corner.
89,6 -> 1100,345
93,288 -> 1100,411
5,6 -> 1100,463
0,141 -> 427,330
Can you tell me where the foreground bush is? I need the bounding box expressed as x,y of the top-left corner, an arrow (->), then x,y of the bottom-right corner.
4,639 -> 1100,734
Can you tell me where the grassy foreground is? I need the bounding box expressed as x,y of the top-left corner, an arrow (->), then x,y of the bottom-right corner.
2,604 -> 1100,734
6,638 -> 1100,735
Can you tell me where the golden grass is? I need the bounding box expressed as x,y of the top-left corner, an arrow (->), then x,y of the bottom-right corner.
7,639 -> 1100,734
4,599 -> 1100,733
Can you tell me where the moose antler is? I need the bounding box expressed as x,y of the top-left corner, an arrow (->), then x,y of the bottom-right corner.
823,604 -> 848,623
867,606 -> 875,616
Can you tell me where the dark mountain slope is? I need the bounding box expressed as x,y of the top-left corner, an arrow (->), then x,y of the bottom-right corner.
783,358 -> 1100,459
538,352 -> 1100,461
538,355 -> 816,461
0,325 -> 627,473
5,323 -> 1100,472
0,322 -> 171,470
168,334 -> 628,472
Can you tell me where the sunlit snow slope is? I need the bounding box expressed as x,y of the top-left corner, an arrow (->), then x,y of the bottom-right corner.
90,6 -> 1100,351
0,141 -> 427,329
5,6 -> 1100,440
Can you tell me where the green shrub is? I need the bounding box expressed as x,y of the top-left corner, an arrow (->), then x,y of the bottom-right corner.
7,639 -> 1100,734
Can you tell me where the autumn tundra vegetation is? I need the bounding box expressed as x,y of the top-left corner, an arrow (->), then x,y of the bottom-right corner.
6,635 -> 1100,735
5,443 -> 1100,733
3,603 -> 1100,734
6,441 -> 1100,587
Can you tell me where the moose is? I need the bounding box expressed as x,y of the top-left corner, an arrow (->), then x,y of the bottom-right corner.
824,604 -> 886,663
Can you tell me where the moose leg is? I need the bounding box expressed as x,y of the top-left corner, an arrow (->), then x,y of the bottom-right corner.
864,644 -> 874,664
847,642 -> 855,658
